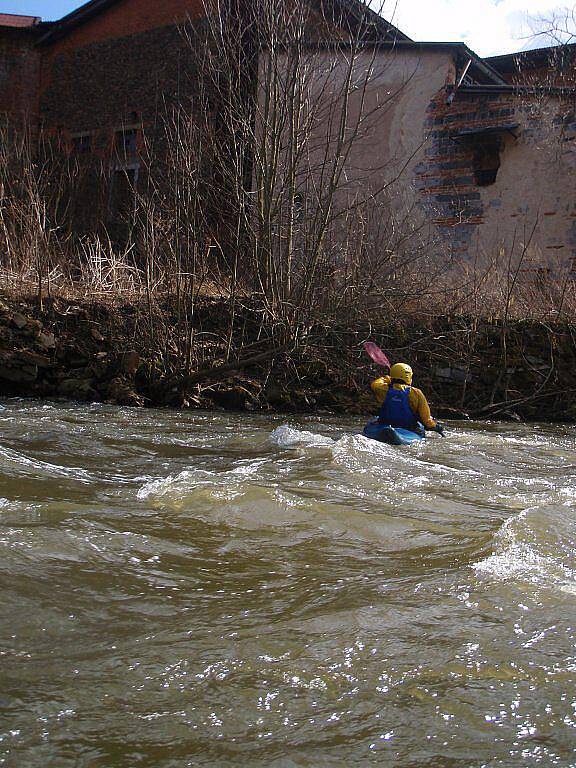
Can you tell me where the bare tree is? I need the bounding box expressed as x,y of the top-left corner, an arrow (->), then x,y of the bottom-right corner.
0,122 -> 79,307
174,0 -> 440,338
528,4 -> 576,46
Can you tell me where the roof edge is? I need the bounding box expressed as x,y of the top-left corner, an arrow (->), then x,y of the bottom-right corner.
325,0 -> 412,42
456,43 -> 508,85
38,0 -> 413,47
0,13 -> 42,30
37,0 -> 118,46
298,40 -> 507,84
455,83 -> 576,96
486,41 -> 576,63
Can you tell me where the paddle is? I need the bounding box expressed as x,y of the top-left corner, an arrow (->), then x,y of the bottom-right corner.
363,341 -> 390,369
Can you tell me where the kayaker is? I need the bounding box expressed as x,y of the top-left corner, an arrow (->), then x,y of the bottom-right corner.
371,363 -> 445,436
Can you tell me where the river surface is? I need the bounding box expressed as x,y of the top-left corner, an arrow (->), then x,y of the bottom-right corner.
1,400 -> 575,767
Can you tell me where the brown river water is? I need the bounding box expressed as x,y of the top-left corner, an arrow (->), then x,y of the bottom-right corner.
0,400 -> 575,767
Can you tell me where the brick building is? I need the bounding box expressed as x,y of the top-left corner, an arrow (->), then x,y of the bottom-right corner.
1,1 -> 575,273
0,13 -> 42,127
1,0 -> 406,241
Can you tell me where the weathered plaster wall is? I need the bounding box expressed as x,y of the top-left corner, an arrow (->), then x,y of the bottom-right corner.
327,49 -> 456,257
286,47 -> 454,182
270,47 -> 575,274
420,88 -> 576,272
260,48 -> 455,266
7,1 -> 571,275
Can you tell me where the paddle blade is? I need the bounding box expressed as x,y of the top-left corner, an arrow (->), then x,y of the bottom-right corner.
363,342 -> 391,368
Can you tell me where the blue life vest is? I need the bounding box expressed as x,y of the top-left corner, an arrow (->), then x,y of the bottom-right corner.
378,386 -> 420,431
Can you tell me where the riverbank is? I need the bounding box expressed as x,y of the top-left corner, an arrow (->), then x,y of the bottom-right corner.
0,292 -> 574,422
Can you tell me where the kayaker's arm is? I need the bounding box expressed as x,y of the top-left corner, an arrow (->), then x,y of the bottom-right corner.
370,376 -> 391,406
409,388 -> 437,430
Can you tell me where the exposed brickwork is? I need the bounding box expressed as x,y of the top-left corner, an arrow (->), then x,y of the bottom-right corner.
0,0 -> 574,270
415,90 -> 513,256
415,85 -> 576,267
487,47 -> 576,88
41,23 -> 201,132
0,28 -> 41,124
32,0 -> 211,234
37,1 -> 325,241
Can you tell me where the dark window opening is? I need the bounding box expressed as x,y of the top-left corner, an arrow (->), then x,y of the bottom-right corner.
292,192 -> 306,225
71,133 -> 92,155
109,168 -> 138,244
115,128 -> 138,161
471,135 -> 501,186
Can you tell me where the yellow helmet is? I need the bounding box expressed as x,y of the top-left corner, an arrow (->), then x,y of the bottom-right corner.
390,362 -> 413,385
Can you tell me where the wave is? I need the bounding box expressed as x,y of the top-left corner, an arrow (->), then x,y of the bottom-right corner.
136,454 -> 425,543
136,421 -> 576,556
269,424 -> 335,449
0,445 -> 94,483
474,505 -> 576,595
136,424 -> 478,542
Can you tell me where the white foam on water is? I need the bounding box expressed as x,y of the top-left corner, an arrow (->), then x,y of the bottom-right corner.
269,424 -> 335,449
271,426 -> 435,492
474,506 -> 576,594
268,426 -> 488,517
137,420 -> 576,552
136,460 -> 421,543
138,468 -> 222,502
272,423 -> 482,479
474,540 -> 555,583
137,465 -> 321,530
329,432 -> 481,494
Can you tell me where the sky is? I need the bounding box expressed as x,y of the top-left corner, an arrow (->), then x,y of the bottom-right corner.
5,0 -> 573,56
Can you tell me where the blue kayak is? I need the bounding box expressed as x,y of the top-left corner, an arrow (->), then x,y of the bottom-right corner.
363,419 -> 424,446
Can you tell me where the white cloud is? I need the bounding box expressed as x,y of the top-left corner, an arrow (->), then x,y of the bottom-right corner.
381,0 -> 573,56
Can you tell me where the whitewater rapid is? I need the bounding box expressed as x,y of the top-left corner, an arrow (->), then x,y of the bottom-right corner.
0,400 -> 575,766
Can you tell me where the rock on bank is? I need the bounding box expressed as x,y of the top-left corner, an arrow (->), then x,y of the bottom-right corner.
0,294 -> 574,422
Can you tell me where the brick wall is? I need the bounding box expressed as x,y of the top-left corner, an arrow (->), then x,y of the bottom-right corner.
30,0 -> 576,269
41,22 -> 203,132
36,0 -> 213,236
39,20 -> 210,234
43,0 -> 205,54
0,28 -> 41,124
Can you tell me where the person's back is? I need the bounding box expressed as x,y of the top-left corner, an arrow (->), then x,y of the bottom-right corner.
371,363 -> 444,436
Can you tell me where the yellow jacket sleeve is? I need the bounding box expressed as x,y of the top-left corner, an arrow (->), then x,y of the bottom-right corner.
408,387 -> 436,429
371,376 -> 391,405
